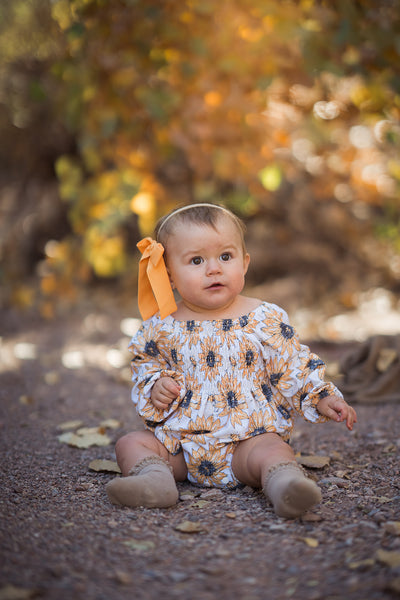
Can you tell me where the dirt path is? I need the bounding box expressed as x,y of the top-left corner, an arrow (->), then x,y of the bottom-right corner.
1,308 -> 400,600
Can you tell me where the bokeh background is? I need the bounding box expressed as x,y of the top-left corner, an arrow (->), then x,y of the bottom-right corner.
1,0 -> 400,340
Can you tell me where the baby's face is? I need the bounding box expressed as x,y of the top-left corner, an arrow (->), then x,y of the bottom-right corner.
164,216 -> 250,317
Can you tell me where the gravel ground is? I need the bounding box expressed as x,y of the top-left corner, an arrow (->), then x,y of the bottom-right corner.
1,307 -> 400,600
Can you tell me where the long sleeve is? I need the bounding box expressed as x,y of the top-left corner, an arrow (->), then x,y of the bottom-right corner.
128,317 -> 185,427
258,305 -> 342,424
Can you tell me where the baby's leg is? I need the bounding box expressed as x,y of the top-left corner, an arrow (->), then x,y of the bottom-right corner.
106,430 -> 187,508
232,433 -> 321,518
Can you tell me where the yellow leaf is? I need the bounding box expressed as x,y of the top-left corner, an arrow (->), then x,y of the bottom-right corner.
376,549 -> 400,568
348,558 -> 375,570
89,459 -> 121,473
302,537 -> 319,548
175,520 -> 206,533
58,431 -> 111,448
57,420 -> 84,431
384,522 -> 400,536
189,500 -> 210,509
296,455 -> 330,469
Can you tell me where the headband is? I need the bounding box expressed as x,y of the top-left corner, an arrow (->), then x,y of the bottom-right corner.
136,237 -> 177,321
157,203 -> 232,237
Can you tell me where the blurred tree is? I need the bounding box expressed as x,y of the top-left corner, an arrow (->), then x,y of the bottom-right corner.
1,0 -> 399,315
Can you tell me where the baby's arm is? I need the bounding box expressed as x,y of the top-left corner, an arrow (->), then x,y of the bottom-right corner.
316,394 -> 357,431
151,377 -> 181,410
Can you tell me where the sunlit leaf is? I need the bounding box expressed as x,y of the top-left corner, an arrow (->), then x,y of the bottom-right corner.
88,459 -> 121,473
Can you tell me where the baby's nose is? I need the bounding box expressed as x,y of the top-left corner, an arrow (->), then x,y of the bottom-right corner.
206,258 -> 221,274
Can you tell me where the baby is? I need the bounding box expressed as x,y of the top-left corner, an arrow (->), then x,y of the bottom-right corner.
107,203 -> 356,518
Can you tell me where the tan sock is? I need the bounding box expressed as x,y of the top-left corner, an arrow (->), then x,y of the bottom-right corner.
106,456 -> 179,508
263,461 -> 322,518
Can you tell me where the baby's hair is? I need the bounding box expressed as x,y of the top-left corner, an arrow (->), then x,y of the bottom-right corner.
155,203 -> 247,255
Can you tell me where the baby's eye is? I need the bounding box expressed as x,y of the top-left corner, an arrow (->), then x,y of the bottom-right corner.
220,253 -> 231,262
191,256 -> 203,265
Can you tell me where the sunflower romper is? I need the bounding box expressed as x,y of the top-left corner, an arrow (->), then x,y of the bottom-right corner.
129,302 -> 342,488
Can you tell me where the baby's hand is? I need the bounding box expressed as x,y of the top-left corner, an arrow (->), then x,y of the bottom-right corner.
316,394 -> 357,431
151,376 -> 180,410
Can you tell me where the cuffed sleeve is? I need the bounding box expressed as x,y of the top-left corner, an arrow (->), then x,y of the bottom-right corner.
129,318 -> 186,426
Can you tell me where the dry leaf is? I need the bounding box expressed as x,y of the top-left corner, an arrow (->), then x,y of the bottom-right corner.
296,455 -> 330,469
301,513 -> 322,522
19,395 -> 34,406
334,470 -> 350,479
100,418 -> 121,429
225,512 -> 237,519
180,493 -> 196,501
57,420 -> 84,431
123,539 -> 155,551
376,549 -> 400,568
0,585 -> 37,600
384,521 -> 400,536
76,426 -> 104,435
58,431 -> 111,448
174,520 -> 206,533
114,570 -> 132,585
302,537 -> 319,548
348,558 -> 375,570
88,459 -> 121,473
189,500 -> 209,509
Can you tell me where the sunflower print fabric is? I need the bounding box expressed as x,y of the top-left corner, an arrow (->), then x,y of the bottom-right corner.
129,302 -> 342,488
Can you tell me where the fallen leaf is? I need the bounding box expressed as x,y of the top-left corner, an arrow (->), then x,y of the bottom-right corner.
76,426 -> 105,435
301,513 -> 322,522
0,585 -> 37,600
174,520 -> 206,533
384,521 -> 400,536
180,493 -> 196,501
296,455 -> 330,469
189,500 -> 210,509
301,537 -> 319,548
100,418 -> 122,429
383,443 -> 397,453
348,558 -> 375,570
376,549 -> 400,568
58,431 -> 111,448
123,539 -> 156,551
334,470 -> 350,479
89,459 -> 121,473
225,512 -> 237,519
57,420 -> 84,431
19,395 -> 34,406
114,570 -> 132,585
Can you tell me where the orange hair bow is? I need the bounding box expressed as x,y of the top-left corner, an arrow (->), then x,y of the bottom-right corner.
136,237 -> 177,320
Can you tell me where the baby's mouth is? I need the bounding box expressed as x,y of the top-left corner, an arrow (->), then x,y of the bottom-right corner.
207,282 -> 223,289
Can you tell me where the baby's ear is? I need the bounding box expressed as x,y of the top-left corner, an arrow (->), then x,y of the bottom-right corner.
244,253 -> 250,274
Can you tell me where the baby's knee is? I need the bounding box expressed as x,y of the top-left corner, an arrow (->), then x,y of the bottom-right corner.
115,430 -> 161,457
115,430 -> 149,454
